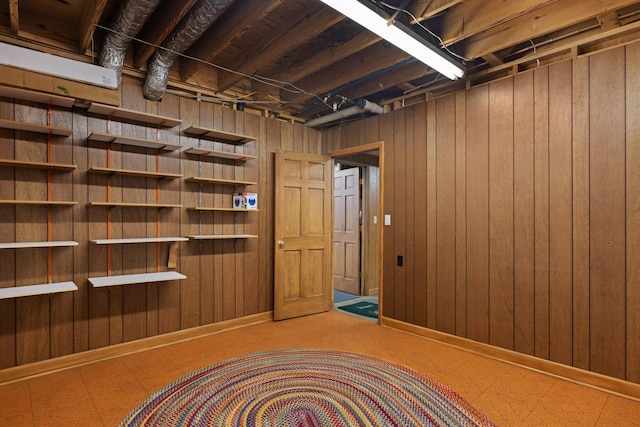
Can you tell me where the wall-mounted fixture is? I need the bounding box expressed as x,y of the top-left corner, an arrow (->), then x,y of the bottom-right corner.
319,0 -> 464,80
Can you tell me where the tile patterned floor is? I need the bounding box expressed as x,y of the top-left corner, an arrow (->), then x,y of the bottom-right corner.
1,310 -> 639,426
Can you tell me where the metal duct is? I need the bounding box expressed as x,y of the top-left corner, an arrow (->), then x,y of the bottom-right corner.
143,0 -> 236,101
304,99 -> 384,128
100,0 -> 162,86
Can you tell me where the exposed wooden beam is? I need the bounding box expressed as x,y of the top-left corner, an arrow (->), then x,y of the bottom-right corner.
598,11 -> 621,32
133,0 -> 198,69
268,31 -> 380,85
343,61 -> 435,101
217,5 -> 345,91
180,0 -> 286,82
483,52 -> 504,66
77,0 -> 108,54
410,0 -> 463,22
462,0 -> 640,59
441,0 -> 557,45
9,0 -> 19,36
284,42 -> 411,106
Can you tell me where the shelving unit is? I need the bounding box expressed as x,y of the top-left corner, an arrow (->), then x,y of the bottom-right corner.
184,126 -> 258,241
87,107 -> 186,288
0,85 -> 77,299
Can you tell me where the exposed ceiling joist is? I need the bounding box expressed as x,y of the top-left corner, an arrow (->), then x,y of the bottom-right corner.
78,0 -> 108,54
410,0 -> 463,21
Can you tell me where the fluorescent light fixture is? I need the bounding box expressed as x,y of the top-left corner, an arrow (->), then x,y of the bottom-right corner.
319,0 -> 464,80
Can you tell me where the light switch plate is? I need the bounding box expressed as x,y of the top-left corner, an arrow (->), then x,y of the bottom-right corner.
384,214 -> 391,226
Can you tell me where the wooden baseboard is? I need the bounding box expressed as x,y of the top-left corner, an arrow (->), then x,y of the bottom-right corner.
0,311 -> 273,386
380,316 -> 640,402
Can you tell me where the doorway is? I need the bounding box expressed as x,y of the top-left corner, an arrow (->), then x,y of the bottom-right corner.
330,142 -> 383,322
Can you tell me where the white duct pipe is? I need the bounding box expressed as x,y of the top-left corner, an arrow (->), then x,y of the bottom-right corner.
143,0 -> 236,101
100,0 -> 163,86
304,98 -> 384,127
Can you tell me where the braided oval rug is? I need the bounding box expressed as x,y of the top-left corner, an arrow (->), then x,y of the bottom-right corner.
119,348 -> 496,427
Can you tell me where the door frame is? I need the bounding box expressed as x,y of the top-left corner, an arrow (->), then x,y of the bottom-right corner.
328,141 -> 384,323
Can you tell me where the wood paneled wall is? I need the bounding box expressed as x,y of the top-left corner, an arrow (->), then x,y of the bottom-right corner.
0,77 -> 321,369
325,44 -> 640,384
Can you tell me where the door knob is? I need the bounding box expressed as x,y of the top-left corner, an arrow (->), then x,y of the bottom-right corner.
277,240 -> 286,247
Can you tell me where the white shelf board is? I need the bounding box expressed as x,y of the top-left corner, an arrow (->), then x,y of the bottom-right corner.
185,176 -> 257,186
187,207 -> 258,212
90,237 -> 188,245
183,147 -> 256,161
183,126 -> 255,144
188,234 -> 258,240
88,271 -> 186,287
88,131 -> 182,151
88,103 -> 182,127
0,281 -> 77,299
0,240 -> 78,249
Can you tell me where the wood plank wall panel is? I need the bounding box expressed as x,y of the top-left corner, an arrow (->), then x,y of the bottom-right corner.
513,71 -> 535,356
413,102 -> 428,328
589,47 -> 626,379
326,44 -> 640,384
393,108 -> 407,320
15,104 -> 50,365
488,78 -> 514,350
572,56 -> 590,371
404,106 -> 415,324
435,95 -> 456,335
533,67 -> 550,360
548,61 -> 573,366
465,85 -> 490,344
425,102 -> 437,329
626,42 -> 640,384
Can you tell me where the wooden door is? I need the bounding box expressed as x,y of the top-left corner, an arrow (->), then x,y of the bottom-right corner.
333,167 -> 361,295
274,150 -> 332,320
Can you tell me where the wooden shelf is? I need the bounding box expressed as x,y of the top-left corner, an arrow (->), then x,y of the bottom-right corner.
88,271 -> 186,288
187,207 -> 258,212
89,202 -> 182,208
0,158 -> 76,171
0,85 -> 75,108
90,237 -> 188,245
88,102 -> 182,127
88,131 -> 182,151
184,147 -> 256,161
185,177 -> 257,186
88,167 -> 182,179
0,118 -> 73,136
0,282 -> 77,299
187,234 -> 258,240
183,126 -> 255,144
0,241 -> 78,249
0,200 -> 77,206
